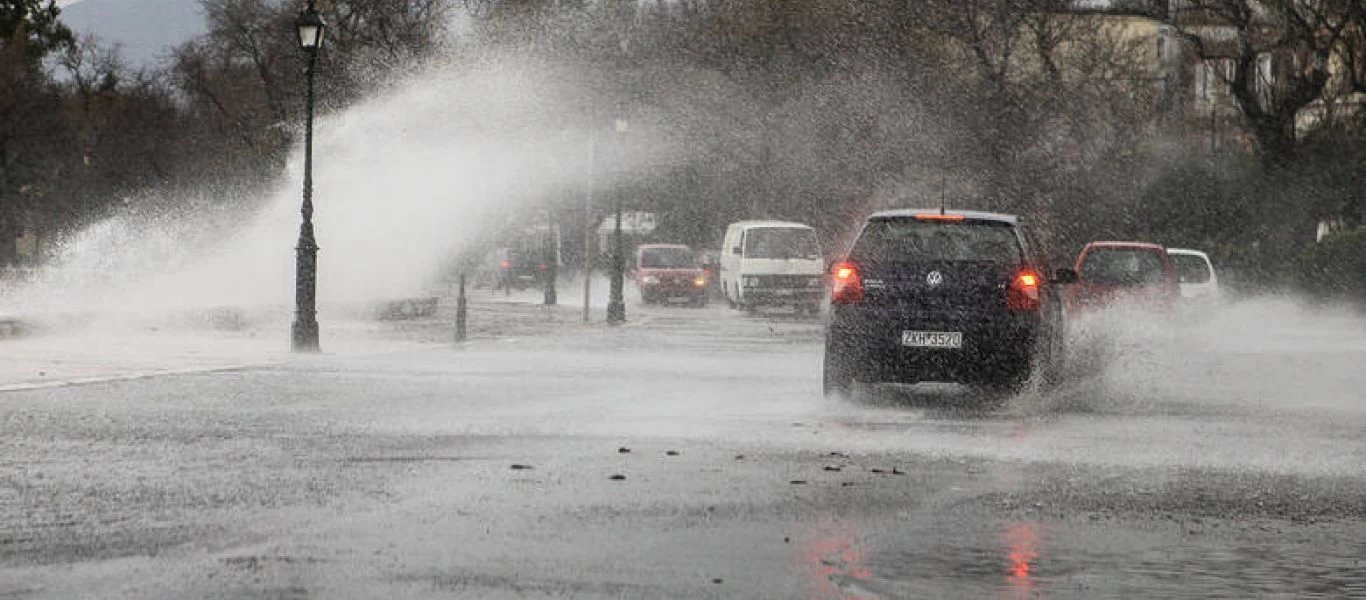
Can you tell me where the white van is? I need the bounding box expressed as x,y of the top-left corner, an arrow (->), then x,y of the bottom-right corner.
1166,248 -> 1220,307
720,221 -> 825,313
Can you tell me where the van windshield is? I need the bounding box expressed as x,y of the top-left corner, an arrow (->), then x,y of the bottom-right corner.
1171,253 -> 1211,284
639,247 -> 696,269
851,219 -> 1022,264
744,228 -> 820,260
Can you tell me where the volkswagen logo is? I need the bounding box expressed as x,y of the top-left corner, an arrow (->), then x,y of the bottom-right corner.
926,271 -> 944,287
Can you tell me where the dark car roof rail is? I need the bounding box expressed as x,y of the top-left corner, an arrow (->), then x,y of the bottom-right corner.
1082,241 -> 1167,250
867,209 -> 1019,224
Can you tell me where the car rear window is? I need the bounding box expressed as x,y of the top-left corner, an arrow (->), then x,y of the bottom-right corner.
744,228 -> 821,260
850,218 -> 1022,263
1171,254 -> 1212,284
639,247 -> 696,269
1080,248 -> 1167,286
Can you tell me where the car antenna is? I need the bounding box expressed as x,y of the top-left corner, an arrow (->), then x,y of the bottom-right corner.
939,174 -> 946,215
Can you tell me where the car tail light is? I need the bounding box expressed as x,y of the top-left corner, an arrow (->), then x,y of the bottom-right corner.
537,263 -> 548,271
1007,269 -> 1042,312
831,262 -> 863,304
499,260 -> 511,269
693,277 -> 707,288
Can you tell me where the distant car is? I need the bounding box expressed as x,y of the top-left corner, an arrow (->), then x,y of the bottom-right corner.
1166,248 -> 1219,308
697,249 -> 722,296
823,209 -> 1076,397
1068,242 -> 1180,315
485,248 -> 545,293
634,244 -> 708,306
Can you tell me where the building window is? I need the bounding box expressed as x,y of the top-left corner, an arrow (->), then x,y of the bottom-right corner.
1196,58 -> 1238,108
1256,52 -> 1274,106
1195,60 -> 1212,101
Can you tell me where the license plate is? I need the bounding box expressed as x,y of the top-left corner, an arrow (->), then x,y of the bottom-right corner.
775,289 -> 794,296
901,331 -> 963,349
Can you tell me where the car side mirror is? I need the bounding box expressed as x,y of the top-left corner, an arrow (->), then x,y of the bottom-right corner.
1051,268 -> 1079,285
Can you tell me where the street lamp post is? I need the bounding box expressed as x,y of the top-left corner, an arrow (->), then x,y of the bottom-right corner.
606,194 -> 625,324
291,2 -> 325,353
605,118 -> 629,325
581,130 -> 595,324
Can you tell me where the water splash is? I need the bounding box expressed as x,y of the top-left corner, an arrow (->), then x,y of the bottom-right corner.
3,53 -> 665,328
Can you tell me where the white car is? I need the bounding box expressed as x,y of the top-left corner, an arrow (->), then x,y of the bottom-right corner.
1166,248 -> 1219,307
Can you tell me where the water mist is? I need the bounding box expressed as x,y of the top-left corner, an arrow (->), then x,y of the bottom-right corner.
2,53 -> 665,332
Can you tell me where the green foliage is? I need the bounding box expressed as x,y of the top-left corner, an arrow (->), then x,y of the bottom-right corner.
1294,129 -> 1366,227
0,0 -> 75,63
1294,230 -> 1366,307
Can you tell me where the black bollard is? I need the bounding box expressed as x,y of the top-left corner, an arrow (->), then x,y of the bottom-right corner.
456,273 -> 468,343
544,213 -> 558,306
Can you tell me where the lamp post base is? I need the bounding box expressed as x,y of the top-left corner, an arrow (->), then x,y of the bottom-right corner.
291,319 -> 320,353
606,300 -> 625,325
544,278 -> 557,306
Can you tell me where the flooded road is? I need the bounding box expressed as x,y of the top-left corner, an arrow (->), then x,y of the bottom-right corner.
2,297 -> 1364,598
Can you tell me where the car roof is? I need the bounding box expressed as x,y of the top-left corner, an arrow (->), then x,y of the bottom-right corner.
1082,241 -> 1167,251
866,209 -> 1019,224
1165,248 -> 1210,259
728,220 -> 814,229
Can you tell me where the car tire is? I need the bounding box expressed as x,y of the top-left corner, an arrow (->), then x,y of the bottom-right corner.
979,368 -> 1029,395
1038,330 -> 1066,390
823,351 -> 854,400
1031,309 -> 1067,390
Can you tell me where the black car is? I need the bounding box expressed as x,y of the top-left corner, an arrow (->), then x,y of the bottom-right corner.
823,210 -> 1077,398
486,248 -> 547,293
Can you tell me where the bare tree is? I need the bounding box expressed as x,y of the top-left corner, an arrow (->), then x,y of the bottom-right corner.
1172,0 -> 1354,166
1340,1 -> 1366,113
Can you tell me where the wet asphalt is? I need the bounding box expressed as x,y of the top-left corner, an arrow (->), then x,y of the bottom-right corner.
2,299 -> 1365,598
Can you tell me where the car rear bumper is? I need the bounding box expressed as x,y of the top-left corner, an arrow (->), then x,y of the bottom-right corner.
827,307 -> 1039,384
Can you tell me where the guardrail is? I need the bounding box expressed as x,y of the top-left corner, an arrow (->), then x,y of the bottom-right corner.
0,267 -> 44,283
374,297 -> 440,321
0,317 -> 23,339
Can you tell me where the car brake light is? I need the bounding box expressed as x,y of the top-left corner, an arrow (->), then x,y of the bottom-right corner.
914,213 -> 966,222
499,260 -> 511,269
537,263 -> 548,271
1007,269 -> 1042,312
831,262 -> 863,304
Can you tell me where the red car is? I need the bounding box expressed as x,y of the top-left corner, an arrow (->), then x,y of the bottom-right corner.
1068,241 -> 1180,315
634,244 -> 709,306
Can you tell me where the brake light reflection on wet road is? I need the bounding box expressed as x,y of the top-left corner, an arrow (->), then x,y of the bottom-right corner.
1003,521 -> 1040,599
800,519 -> 874,599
